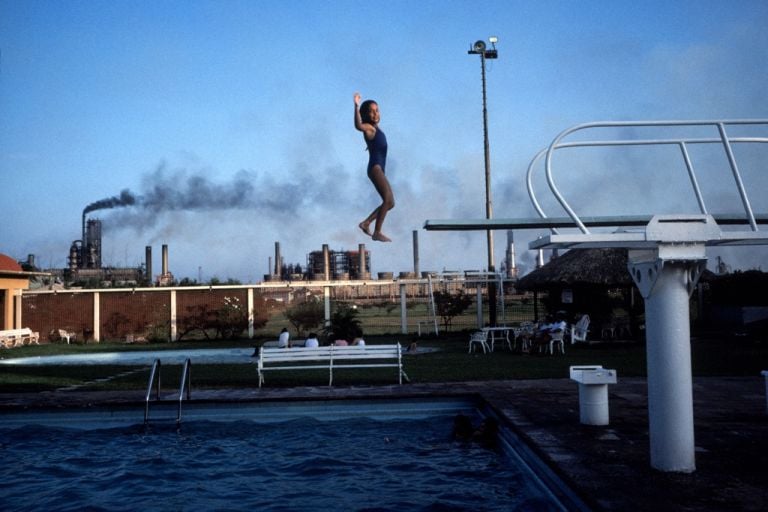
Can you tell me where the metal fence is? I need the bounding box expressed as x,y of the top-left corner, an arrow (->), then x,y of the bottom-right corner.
17,276 -> 545,343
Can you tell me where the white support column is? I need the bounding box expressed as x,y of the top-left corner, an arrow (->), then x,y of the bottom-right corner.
170,290 -> 177,342
400,283 -> 407,334
14,291 -> 22,329
93,292 -> 100,342
247,288 -> 255,339
630,247 -> 705,473
3,289 -> 14,330
323,285 -> 331,328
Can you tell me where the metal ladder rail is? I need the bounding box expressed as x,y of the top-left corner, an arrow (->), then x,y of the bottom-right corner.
177,358 -> 192,424
427,274 -> 438,335
525,120 -> 768,234
144,359 -> 161,424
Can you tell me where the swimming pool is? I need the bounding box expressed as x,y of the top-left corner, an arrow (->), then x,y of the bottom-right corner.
0,347 -> 255,366
0,346 -> 436,366
0,398 -> 588,511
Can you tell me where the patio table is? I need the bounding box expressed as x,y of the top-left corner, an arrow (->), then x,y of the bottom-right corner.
481,326 -> 513,352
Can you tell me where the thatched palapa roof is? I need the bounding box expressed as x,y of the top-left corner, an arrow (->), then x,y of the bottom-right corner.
516,248 -> 634,290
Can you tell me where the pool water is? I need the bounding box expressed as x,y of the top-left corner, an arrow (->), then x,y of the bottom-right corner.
0,401 -> 581,511
0,348 -> 255,366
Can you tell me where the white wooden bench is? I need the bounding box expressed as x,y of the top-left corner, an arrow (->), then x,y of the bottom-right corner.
0,328 -> 40,348
257,343 -> 409,387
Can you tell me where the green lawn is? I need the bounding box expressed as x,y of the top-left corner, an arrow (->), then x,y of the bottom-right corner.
0,333 -> 765,393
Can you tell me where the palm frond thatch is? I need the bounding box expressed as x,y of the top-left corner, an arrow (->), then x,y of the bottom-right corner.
516,248 -> 633,290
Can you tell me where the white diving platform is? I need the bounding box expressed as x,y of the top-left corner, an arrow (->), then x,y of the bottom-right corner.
423,119 -> 768,473
424,213 -> 768,232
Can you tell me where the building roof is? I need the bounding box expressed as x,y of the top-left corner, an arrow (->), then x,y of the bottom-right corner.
516,248 -> 634,290
0,253 -> 22,273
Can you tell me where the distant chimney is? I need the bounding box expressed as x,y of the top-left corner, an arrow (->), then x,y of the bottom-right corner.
274,242 -> 281,277
506,230 -> 518,279
162,244 -> 169,275
145,246 -> 153,285
412,230 -> 420,276
359,243 -> 366,278
322,244 -> 330,281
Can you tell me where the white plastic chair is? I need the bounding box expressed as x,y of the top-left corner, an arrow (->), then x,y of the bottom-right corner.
570,315 -> 590,344
546,330 -> 566,355
468,331 -> 490,354
515,322 -> 535,352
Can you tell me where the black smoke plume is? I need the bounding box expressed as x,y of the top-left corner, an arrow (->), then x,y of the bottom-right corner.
83,189 -> 137,215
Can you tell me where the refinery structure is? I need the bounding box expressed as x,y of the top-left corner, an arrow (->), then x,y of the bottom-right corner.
32,203 -> 521,287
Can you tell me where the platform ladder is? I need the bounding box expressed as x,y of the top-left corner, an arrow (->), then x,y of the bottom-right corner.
425,119 -> 768,473
417,273 -> 439,336
144,358 -> 192,425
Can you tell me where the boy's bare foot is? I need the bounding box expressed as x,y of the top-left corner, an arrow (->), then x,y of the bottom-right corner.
372,232 -> 391,242
358,222 -> 372,236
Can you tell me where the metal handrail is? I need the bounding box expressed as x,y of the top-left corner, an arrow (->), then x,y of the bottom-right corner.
526,120 -> 768,234
177,358 -> 192,424
144,359 -> 161,424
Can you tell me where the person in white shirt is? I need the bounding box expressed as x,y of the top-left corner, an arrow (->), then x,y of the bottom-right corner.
277,328 -> 291,348
533,315 -> 566,350
305,333 -> 320,348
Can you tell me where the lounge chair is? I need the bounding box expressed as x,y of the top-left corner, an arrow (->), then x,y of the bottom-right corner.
570,315 -> 590,344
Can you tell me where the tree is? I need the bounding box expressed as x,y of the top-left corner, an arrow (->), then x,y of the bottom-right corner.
215,296 -> 248,339
175,295 -> 265,341
103,311 -> 130,340
323,304 -> 362,342
433,289 -> 473,331
285,300 -> 325,337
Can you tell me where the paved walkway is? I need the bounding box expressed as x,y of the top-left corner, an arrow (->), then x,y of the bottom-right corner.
1,377 -> 766,511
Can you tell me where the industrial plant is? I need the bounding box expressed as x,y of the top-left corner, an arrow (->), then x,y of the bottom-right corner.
30,199 -> 522,288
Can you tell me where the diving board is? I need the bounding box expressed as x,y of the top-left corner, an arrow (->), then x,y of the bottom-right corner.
424,213 -> 768,232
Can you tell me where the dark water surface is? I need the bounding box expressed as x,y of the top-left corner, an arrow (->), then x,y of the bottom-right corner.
1,412 -> 564,511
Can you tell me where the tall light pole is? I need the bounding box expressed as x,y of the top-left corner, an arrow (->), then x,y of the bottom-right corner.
468,36 -> 498,325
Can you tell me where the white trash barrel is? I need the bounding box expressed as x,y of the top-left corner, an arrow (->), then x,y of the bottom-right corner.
570,365 -> 618,426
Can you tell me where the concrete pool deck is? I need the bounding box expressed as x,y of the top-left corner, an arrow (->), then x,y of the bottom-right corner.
1,377 -> 766,511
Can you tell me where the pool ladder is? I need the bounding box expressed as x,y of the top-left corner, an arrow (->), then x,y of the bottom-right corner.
144,358 -> 192,425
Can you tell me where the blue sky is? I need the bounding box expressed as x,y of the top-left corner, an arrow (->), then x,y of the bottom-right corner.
2,0 -> 767,282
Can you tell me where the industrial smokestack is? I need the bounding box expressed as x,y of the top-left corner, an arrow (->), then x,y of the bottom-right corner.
162,244 -> 169,275
85,219 -> 102,268
412,230 -> 419,276
274,242 -> 281,278
358,243 -> 366,279
506,230 -> 518,279
322,244 -> 330,281
145,246 -> 153,286
82,189 -> 136,248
